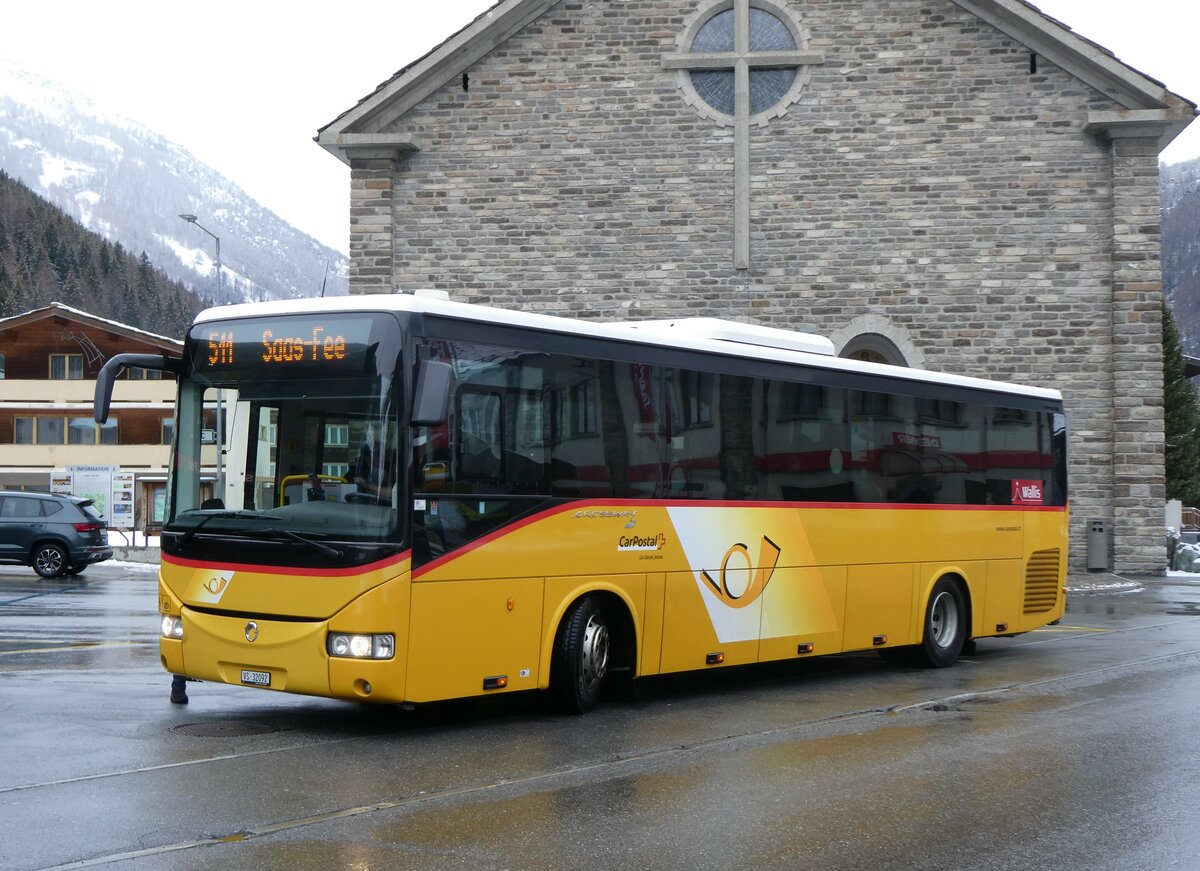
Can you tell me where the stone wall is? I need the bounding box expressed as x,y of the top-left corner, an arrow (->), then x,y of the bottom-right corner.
1108,136 -> 1167,572
346,0 -> 1167,573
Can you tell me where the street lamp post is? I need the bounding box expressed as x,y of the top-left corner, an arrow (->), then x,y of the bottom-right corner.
179,213 -> 224,502
178,213 -> 222,306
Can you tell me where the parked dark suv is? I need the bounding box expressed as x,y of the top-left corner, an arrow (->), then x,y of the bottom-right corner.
0,492 -> 114,578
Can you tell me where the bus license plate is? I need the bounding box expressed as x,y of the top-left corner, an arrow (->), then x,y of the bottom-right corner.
241,669 -> 271,687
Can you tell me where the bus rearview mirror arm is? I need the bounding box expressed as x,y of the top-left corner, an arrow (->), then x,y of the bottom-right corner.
94,353 -> 183,423
412,360 -> 453,426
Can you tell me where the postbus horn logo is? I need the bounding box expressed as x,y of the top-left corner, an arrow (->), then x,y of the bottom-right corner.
700,536 -> 782,609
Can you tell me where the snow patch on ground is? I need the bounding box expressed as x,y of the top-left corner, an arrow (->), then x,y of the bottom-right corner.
108,559 -> 159,572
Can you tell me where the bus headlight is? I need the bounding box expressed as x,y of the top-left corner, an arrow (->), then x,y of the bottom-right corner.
327,633 -> 394,660
161,615 -> 184,639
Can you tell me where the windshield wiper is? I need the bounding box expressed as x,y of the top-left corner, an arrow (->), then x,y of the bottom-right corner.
175,510 -> 266,550
262,527 -> 344,559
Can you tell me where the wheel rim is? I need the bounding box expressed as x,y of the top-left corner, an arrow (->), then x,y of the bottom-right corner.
36,548 -> 63,576
580,613 -> 610,691
929,591 -> 959,649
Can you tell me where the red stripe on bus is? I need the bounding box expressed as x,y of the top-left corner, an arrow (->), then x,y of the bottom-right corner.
411,498 -> 1066,578
161,550 -> 411,577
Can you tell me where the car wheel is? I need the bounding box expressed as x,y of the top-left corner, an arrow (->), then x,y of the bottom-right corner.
33,543 -> 68,578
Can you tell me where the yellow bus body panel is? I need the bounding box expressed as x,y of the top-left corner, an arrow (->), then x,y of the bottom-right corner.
406,575 -> 544,702
757,566 -> 847,661
158,501 -> 1066,705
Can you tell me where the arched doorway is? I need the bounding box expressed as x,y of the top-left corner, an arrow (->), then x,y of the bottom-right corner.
840,333 -> 907,366
829,316 -> 923,369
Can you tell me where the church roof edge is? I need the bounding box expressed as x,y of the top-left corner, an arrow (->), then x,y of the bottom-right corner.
316,0 -> 556,163
956,0 -> 1196,112
317,0 -> 1197,161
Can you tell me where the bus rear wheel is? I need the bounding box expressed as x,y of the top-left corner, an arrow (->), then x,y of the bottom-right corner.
552,596 -> 610,714
916,577 -> 967,668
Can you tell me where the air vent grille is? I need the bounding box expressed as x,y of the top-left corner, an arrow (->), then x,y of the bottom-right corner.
1023,548 -> 1061,614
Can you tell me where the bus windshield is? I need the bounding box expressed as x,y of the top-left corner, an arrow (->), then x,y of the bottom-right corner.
166,312 -> 403,557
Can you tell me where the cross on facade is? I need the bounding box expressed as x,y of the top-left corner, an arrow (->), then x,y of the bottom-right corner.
664,1 -> 824,269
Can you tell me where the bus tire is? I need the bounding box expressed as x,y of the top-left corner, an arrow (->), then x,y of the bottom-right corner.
552,596 -> 610,714
916,577 -> 967,668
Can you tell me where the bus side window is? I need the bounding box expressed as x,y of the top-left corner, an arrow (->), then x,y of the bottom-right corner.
458,390 -> 503,480
768,380 -> 854,504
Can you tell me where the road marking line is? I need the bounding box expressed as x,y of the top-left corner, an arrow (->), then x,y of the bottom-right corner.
1017,614 -> 1200,646
0,580 -> 91,606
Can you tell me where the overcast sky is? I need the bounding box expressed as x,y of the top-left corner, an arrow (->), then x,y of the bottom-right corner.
2,0 -> 1196,255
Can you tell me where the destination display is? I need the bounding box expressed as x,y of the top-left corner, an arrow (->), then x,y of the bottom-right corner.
189,315 -> 383,374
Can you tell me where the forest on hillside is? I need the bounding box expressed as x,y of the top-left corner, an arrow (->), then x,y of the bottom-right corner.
1162,156 -> 1200,355
0,169 -> 204,338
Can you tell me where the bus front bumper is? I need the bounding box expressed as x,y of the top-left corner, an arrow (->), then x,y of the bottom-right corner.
163,609 -> 407,703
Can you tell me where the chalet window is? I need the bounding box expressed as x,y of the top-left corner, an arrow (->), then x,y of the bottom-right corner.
49,354 -> 84,380
11,416 -> 117,445
37,418 -> 65,444
14,417 -> 34,444
68,418 -> 95,445
162,417 -> 175,445
68,417 -> 118,445
0,353 -> 5,379
128,367 -> 163,380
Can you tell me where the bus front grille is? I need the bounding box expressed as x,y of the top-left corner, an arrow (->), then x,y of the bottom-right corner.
1023,548 -> 1061,614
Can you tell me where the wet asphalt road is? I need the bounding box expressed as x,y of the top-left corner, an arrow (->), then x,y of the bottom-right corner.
1,562 -> 1199,871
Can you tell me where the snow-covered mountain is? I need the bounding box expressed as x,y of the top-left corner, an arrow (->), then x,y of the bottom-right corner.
0,61 -> 348,303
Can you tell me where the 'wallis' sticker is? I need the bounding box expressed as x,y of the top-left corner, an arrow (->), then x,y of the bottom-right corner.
1011,480 -> 1044,506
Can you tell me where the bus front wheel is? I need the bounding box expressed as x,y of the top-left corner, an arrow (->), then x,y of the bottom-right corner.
916,577 -> 967,668
552,596 -> 610,714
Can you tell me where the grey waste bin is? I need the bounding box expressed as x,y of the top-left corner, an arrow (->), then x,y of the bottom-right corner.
1086,518 -> 1110,571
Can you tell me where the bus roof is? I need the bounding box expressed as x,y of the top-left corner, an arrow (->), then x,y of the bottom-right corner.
194,293 -> 1063,403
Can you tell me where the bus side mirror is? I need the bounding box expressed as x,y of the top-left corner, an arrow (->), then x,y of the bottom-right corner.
412,360 -> 453,425
94,353 -> 182,423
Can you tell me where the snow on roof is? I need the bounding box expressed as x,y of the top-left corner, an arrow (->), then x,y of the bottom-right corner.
0,301 -> 183,348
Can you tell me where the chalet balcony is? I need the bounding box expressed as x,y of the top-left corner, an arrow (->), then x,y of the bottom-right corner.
0,441 -> 173,467
0,379 -> 175,410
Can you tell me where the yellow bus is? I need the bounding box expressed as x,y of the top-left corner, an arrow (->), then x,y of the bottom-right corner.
95,294 -> 1067,713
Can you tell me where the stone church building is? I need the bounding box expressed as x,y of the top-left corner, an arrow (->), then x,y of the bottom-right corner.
317,0 -> 1195,573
